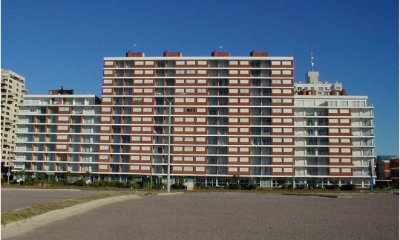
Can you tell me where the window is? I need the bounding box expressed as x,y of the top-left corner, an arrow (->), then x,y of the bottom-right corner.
101,126 -> 110,131
272,157 -> 282,163
330,128 -> 339,133
229,79 -> 238,84
229,137 -> 238,143
282,89 -> 292,94
273,138 -> 282,143
229,118 -> 238,123
330,138 -> 339,143
57,125 -> 68,131
185,137 -> 194,141
173,166 -> 183,171
229,88 -> 239,94
57,135 -> 68,140
239,147 -> 249,152
342,158 -> 351,163
196,137 -> 206,142
100,136 -> 109,141
197,117 -> 206,123
184,146 -> 193,151
341,138 -> 351,143
239,118 -> 249,123
283,148 -> 292,152
330,158 -> 339,163
341,148 -> 351,153
230,128 -> 238,132
174,146 -> 183,151
340,119 -> 350,124
239,127 -> 249,132
196,147 -> 205,152
341,128 -> 350,133
196,157 -> 206,162
185,127 -> 194,132
228,157 -> 237,162
272,128 -> 282,133
143,117 -> 152,122
142,156 -> 151,161
283,157 -> 292,162
330,148 -> 339,153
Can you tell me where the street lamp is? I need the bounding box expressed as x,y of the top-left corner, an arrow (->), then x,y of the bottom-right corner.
160,93 -> 184,193
165,96 -> 174,193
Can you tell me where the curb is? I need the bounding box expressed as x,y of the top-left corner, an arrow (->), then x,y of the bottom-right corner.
1,194 -> 141,239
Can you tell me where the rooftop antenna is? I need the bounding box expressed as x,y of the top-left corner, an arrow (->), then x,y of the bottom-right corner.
132,43 -> 138,51
310,51 -> 315,71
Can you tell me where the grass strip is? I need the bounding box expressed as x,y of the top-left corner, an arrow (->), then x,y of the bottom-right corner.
1,192 -> 133,225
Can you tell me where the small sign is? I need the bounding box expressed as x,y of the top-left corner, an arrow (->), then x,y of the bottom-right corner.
6,172 -> 10,177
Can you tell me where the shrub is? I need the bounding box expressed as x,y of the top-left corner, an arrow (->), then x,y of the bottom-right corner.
129,182 -> 140,189
74,179 -> 85,186
340,184 -> 355,191
171,183 -> 185,189
324,184 -> 339,190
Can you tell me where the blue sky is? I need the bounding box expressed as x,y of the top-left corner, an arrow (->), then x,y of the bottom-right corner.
1,0 -> 398,155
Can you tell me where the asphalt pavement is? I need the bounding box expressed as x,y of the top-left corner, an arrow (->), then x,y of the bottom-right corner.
3,191 -> 398,240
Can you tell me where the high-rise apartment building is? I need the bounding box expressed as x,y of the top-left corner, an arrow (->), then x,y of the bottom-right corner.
1,69 -> 26,173
14,51 -> 375,188
14,88 -> 101,174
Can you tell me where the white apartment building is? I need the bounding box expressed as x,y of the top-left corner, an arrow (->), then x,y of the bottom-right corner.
14,88 -> 101,174
1,69 -> 26,171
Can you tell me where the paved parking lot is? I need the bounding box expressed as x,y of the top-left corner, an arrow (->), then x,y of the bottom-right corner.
3,191 -> 398,240
1,189 -> 117,212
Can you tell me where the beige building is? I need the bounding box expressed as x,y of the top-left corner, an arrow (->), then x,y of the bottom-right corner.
1,69 -> 26,172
